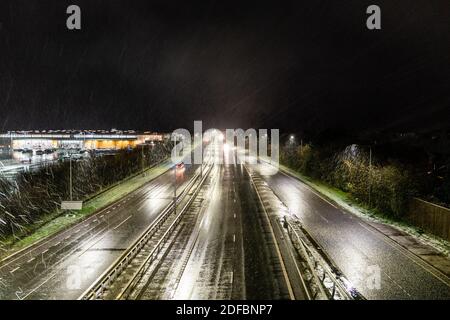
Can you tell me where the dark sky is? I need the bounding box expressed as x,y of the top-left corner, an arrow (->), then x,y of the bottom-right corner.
0,0 -> 449,134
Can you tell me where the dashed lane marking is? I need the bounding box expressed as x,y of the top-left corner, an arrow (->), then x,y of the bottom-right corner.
10,266 -> 20,274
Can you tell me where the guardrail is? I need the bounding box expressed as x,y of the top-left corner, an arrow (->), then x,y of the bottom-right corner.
257,156 -> 364,299
79,162 -> 213,300
284,218 -> 363,300
117,163 -> 214,299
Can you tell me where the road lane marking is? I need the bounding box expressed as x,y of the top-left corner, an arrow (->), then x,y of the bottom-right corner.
0,165 -> 176,275
20,226 -> 109,300
113,215 -> 133,230
10,266 -> 20,273
270,164 -> 338,209
274,221 -> 312,300
260,160 -> 450,289
27,257 -> 35,263
233,234 -> 236,243
0,166 -> 187,295
358,222 -> 450,287
246,167 -> 295,300
137,201 -> 147,211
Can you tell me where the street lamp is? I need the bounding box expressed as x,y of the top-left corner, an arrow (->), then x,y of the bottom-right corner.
368,146 -> 372,208
69,154 -> 73,201
141,144 -> 146,177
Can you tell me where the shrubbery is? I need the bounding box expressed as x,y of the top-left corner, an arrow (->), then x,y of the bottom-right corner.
0,143 -> 170,238
281,143 -> 415,218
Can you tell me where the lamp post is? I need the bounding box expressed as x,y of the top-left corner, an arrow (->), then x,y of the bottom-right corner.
173,164 -> 177,215
141,144 -> 145,177
368,146 -> 372,208
173,136 -> 177,215
69,154 -> 73,201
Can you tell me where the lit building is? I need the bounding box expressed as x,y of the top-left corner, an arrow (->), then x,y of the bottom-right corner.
0,130 -> 165,151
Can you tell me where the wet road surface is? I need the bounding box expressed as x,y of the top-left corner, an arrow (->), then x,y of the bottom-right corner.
0,161 -> 199,300
133,164 -> 294,300
251,161 -> 450,300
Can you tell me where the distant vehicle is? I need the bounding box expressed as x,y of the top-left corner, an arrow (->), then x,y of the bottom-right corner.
44,148 -> 54,154
176,162 -> 185,170
22,149 -> 32,154
35,149 -> 44,156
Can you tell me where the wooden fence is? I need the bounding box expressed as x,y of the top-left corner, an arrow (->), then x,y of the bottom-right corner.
407,198 -> 450,241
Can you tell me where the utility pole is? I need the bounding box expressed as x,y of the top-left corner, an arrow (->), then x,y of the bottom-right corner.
141,144 -> 145,177
173,164 -> 177,215
69,155 -> 73,201
368,147 -> 372,208
173,136 -> 177,215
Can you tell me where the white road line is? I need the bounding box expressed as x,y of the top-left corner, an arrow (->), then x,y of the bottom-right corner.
246,166 -> 295,300
10,266 -> 20,274
27,257 -> 35,263
358,222 -> 450,287
233,234 -> 236,243
0,166 -> 172,271
137,202 -> 147,211
41,249 -> 49,255
276,167 -> 338,209
20,226 -> 109,300
113,215 -> 133,230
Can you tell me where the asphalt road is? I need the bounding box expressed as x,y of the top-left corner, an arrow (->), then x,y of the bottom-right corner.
131,160 -> 296,300
251,161 -> 450,300
3,140 -> 448,300
0,161 -> 199,300
147,163 -> 295,300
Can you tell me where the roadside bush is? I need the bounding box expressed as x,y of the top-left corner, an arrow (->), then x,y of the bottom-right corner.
280,143 -> 416,218
0,143 -> 170,239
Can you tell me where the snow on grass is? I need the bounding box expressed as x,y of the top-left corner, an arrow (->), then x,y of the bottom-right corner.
0,160 -> 172,259
276,162 -> 450,257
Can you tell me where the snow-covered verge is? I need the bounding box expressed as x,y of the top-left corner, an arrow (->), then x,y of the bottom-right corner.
0,160 -> 171,260
276,162 -> 450,258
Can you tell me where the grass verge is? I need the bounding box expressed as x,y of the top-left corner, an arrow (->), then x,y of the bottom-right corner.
275,162 -> 450,256
0,160 -> 172,260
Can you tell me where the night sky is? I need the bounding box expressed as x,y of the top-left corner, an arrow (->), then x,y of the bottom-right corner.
0,0 -> 449,134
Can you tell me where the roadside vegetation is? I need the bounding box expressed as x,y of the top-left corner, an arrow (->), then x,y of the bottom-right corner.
0,143 -> 171,243
281,142 -> 417,218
